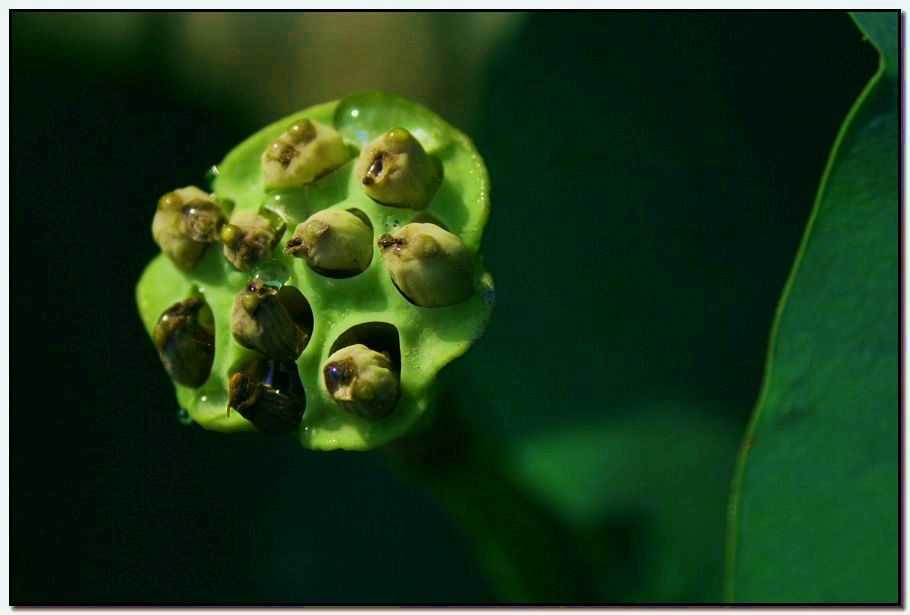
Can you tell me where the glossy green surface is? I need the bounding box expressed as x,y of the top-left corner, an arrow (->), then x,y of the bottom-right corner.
136,92 -> 494,451
726,13 -> 898,603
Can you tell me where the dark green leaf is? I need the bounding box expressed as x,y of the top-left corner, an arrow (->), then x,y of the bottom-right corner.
726,11 -> 899,603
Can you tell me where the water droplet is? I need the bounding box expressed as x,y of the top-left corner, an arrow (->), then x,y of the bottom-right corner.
204,165 -> 220,190
262,192 -> 305,226
253,259 -> 291,289
195,388 -> 229,417
176,407 -> 193,426
350,108 -> 360,118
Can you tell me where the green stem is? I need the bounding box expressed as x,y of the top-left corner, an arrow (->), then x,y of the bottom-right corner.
383,397 -> 588,603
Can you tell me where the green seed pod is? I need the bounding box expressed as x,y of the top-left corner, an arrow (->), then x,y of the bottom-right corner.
231,279 -> 310,361
152,186 -> 226,271
152,297 -> 215,387
137,92 -> 494,449
354,127 -> 442,210
221,210 -> 286,271
228,371 -> 306,434
378,223 -> 473,307
261,118 -> 348,191
284,209 -> 372,276
323,344 -> 400,419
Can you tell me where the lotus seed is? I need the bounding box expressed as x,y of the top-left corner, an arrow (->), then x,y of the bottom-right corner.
284,209 -> 372,277
261,119 -> 348,191
354,127 -> 442,210
152,297 -> 215,387
182,198 -> 227,243
231,279 -> 310,362
221,210 -> 286,271
323,344 -> 400,419
228,371 -> 306,434
152,186 -> 226,272
378,223 -> 473,307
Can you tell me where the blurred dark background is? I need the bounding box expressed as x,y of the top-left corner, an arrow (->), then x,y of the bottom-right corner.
11,11 -> 878,604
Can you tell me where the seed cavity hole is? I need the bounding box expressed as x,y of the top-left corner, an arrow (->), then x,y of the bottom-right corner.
346,208 -> 373,231
411,212 -> 449,231
277,284 -> 315,342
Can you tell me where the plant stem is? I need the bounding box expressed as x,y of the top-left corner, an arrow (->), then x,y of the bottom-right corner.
383,396 -> 589,604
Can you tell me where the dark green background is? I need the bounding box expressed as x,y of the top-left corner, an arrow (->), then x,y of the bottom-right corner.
11,11 -> 878,604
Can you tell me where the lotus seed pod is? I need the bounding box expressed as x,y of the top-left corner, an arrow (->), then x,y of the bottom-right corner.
228,371 -> 306,434
261,118 -> 348,191
323,344 -> 400,419
354,127 -> 442,210
221,210 -> 286,271
152,186 -> 226,271
152,297 -> 215,387
378,223 -> 473,307
284,209 -> 372,276
231,279 -> 310,361
137,92 -> 494,449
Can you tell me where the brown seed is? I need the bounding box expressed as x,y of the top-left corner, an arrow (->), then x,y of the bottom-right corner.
221,210 -> 286,271
152,297 -> 215,387
230,279 -> 310,361
228,371 -> 306,434
152,187 -> 226,271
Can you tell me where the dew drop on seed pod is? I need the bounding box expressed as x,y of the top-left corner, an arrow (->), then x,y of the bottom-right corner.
252,259 -> 291,289
262,192 -> 311,227
176,407 -> 193,426
204,165 -> 220,190
195,388 -> 229,417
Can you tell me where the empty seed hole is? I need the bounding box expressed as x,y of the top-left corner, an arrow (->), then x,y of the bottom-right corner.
411,212 -> 448,231
346,207 -> 373,231
278,284 -> 314,340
